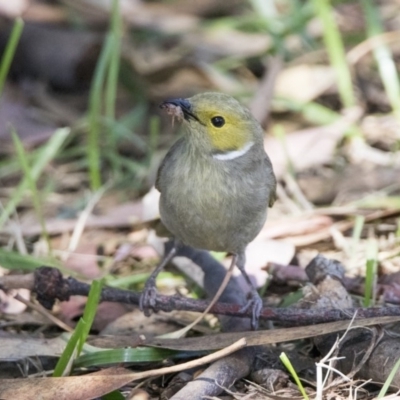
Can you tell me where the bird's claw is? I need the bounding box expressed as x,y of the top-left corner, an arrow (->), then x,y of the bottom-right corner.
239,290 -> 263,330
139,278 -> 158,317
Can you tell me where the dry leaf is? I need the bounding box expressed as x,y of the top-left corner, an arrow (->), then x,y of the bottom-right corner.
265,106 -> 363,178
274,65 -> 335,103
0,0 -> 28,18
0,367 -> 132,400
4,202 -> 142,237
238,239 -> 295,289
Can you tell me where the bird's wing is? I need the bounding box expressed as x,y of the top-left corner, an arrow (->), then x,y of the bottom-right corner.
155,139 -> 182,192
155,155 -> 169,193
264,154 -> 277,208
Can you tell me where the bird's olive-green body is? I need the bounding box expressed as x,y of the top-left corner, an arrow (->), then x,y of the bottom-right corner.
156,92 -> 276,254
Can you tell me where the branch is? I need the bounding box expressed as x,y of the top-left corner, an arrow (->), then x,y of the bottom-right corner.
2,266 -> 400,326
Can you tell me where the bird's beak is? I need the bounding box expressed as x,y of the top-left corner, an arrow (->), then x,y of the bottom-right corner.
159,98 -> 198,122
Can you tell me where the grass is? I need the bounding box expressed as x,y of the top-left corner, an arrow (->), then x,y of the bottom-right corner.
11,130 -> 50,248
361,0 -> 400,117
0,127 -> 70,228
87,0 -> 123,190
87,34 -> 113,191
0,18 -> 23,96
312,0 -> 356,108
105,0 -> 122,124
377,357 -> 400,398
364,239 -> 378,307
280,352 -> 309,400
53,279 -> 102,377
0,248 -> 64,272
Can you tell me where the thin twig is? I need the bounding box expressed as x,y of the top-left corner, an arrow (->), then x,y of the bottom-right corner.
14,293 -> 73,332
67,185 -> 108,254
129,338 -> 247,380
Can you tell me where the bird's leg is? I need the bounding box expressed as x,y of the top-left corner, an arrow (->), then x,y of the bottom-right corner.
235,252 -> 263,330
139,241 -> 178,316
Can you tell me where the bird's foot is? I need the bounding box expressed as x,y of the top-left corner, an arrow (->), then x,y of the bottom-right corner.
139,277 -> 158,317
239,289 -> 263,330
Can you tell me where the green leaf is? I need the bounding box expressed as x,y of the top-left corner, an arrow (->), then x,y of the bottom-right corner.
74,347 -> 179,368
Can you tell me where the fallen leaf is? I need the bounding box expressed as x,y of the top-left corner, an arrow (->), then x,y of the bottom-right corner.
196,28 -> 271,58
274,65 -> 335,104
3,201 -> 142,237
239,239 -> 295,289
259,214 -> 334,240
0,335 -> 65,360
265,106 -> 363,178
0,288 -> 29,314
0,367 -> 132,400
93,302 -> 130,332
0,0 -> 28,17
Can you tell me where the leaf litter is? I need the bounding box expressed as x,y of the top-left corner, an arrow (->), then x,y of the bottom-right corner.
1,0 -> 400,399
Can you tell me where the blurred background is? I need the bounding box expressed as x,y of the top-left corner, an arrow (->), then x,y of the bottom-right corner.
0,0 -> 400,322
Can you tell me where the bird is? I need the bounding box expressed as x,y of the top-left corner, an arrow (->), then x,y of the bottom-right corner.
139,92 -> 276,329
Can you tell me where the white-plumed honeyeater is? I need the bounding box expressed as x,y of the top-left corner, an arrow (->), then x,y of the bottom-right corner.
140,92 -> 277,329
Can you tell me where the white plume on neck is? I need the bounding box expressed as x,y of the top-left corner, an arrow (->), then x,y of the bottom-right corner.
213,141 -> 255,161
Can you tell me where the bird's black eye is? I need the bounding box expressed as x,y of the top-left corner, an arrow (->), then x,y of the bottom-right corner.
211,116 -> 225,128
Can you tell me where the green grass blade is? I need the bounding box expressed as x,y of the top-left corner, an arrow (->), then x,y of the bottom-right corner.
87,36 -> 114,190
364,259 -> 376,307
53,329 -> 82,377
105,0 -> 122,176
0,127 -> 70,228
0,249 -> 83,276
274,98 -> 340,125
352,216 -> 365,240
78,279 -> 103,353
312,0 -> 355,108
88,0 -> 123,188
0,248 -> 61,271
74,347 -> 179,368
105,0 -> 122,122
280,352 -> 309,400
364,240 -> 378,307
102,391 -> 125,400
53,280 -> 102,376
377,357 -> 400,398
351,215 -> 364,245
361,0 -> 400,116
0,18 -> 24,95
148,116 -> 160,163
11,130 -> 50,247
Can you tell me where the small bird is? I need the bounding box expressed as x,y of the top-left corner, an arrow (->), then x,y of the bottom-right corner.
140,92 -> 276,329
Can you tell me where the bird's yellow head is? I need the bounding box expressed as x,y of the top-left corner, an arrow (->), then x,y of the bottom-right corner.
160,92 -> 263,155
